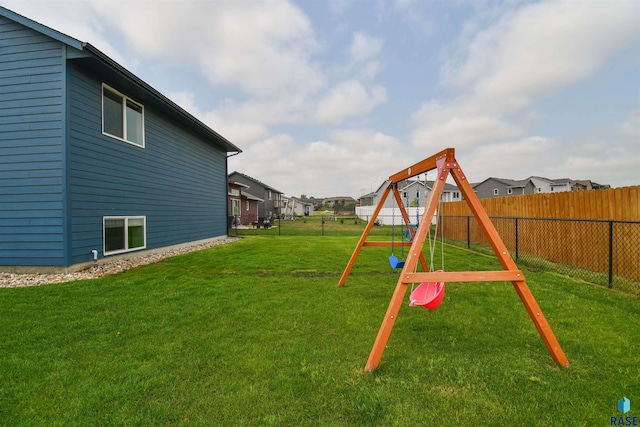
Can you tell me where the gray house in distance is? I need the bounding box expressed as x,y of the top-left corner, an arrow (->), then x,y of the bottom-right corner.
0,7 -> 241,272
472,176 -> 609,199
472,178 -> 537,199
227,172 -> 284,222
364,179 -> 461,209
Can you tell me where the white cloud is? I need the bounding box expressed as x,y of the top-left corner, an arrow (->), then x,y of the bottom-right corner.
410,99 -> 524,150
443,0 -> 640,107
349,32 -> 383,63
229,129 -> 405,197
411,0 -> 640,182
458,137 -> 556,181
91,0 -> 325,98
314,80 -> 387,124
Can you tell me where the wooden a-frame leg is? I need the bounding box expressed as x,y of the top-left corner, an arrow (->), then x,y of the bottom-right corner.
339,182 -> 392,286
449,164 -> 569,368
364,167 -> 449,372
364,276 -> 410,372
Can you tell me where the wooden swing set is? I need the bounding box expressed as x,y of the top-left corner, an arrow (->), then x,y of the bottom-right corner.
339,148 -> 570,373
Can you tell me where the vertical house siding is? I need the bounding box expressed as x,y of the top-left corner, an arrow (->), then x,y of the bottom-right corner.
0,17 -> 65,266
67,65 -> 227,265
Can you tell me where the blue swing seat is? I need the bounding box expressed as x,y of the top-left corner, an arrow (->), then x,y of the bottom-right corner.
389,255 -> 405,269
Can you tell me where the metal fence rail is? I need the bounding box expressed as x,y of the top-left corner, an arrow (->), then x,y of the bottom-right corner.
441,215 -> 640,292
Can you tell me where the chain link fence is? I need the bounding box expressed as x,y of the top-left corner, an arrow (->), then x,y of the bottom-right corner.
227,212 -> 639,293
441,215 -> 640,293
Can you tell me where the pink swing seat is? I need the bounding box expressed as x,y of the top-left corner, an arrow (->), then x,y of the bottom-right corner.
409,270 -> 445,310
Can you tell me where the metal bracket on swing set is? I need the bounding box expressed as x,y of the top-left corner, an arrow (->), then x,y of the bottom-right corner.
338,147 -> 570,373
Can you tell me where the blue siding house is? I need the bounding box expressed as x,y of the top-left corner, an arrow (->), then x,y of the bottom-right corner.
0,7 -> 241,272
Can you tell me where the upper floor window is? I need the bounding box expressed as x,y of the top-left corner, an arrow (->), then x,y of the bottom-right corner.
493,188 -> 499,196
102,84 -> 145,147
507,188 -> 513,195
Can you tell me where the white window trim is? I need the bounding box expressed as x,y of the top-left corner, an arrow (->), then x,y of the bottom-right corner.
493,188 -> 499,195
102,83 -> 145,148
103,216 -> 147,256
507,188 -> 513,195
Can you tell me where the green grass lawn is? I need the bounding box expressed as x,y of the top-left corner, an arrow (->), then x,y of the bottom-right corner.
1,236 -> 639,426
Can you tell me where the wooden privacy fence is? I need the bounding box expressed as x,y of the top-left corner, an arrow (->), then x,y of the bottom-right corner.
440,186 -> 640,286
441,185 -> 640,221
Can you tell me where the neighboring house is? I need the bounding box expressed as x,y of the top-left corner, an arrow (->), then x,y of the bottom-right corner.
228,181 -> 262,225
282,197 -> 313,217
227,172 -> 284,221
473,178 -> 537,198
369,179 -> 461,209
570,180 -> 610,191
529,176 -> 572,193
0,7 -> 241,272
308,197 -> 324,211
295,196 -> 321,212
358,192 -> 376,207
473,176 -> 610,199
355,179 -> 461,225
323,196 -> 357,209
399,180 -> 461,205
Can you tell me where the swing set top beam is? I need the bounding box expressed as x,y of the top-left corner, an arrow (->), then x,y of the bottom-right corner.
388,147 -> 455,184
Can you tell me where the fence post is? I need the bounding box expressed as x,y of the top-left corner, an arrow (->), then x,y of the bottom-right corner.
515,217 -> 519,261
608,220 -> 613,288
467,215 -> 471,249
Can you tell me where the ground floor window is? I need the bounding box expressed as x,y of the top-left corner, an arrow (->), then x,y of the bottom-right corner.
104,216 -> 146,255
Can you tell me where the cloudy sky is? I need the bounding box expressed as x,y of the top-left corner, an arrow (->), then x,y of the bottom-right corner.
3,0 -> 639,198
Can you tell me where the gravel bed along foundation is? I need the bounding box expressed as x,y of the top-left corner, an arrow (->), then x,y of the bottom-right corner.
1,237 -> 241,288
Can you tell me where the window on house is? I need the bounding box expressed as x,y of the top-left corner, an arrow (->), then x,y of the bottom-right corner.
104,216 -> 146,255
507,188 -> 513,195
493,188 -> 499,196
453,191 -> 460,199
102,84 -> 145,147
232,199 -> 240,216
245,201 -> 249,211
